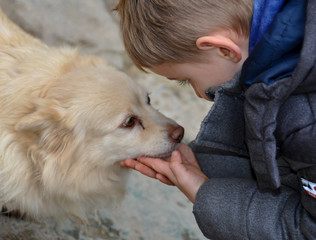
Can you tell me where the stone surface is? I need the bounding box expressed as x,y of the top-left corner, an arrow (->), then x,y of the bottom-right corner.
0,1 -> 211,239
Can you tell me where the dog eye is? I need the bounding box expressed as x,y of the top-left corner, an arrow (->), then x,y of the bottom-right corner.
147,94 -> 151,105
121,116 -> 138,128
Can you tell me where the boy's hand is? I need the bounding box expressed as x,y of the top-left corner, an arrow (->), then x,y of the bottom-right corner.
120,143 -> 208,203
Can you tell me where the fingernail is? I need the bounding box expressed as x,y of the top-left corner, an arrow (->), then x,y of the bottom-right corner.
172,151 -> 179,158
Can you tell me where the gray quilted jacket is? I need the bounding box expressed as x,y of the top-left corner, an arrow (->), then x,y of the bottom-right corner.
190,0 -> 316,239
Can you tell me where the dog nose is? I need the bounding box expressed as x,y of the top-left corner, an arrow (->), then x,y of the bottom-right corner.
167,124 -> 184,143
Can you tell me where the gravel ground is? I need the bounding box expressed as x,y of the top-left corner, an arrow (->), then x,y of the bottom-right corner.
0,1 -> 211,239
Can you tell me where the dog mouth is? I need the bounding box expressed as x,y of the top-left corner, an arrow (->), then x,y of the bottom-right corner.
141,143 -> 180,160
146,151 -> 172,159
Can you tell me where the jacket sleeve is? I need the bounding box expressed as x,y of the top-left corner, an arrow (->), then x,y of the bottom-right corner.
193,177 -> 316,240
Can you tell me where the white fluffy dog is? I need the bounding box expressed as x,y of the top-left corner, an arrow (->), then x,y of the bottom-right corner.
0,10 -> 184,219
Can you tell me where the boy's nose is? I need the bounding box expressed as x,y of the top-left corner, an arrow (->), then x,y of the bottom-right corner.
167,124 -> 184,143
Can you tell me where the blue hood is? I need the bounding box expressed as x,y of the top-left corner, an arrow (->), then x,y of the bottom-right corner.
243,0 -> 306,86
249,0 -> 285,53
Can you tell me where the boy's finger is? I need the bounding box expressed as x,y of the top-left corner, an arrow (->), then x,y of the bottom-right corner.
171,150 -> 182,163
135,163 -> 158,179
170,151 -> 188,179
121,159 -> 157,179
137,156 -> 166,170
120,158 -> 132,168
137,156 -> 176,183
156,173 -> 175,186
176,143 -> 197,163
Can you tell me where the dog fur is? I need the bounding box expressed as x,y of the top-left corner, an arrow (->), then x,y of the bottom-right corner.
0,10 -> 184,219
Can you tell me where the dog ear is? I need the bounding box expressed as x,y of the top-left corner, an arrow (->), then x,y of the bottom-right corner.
15,99 -> 66,132
15,99 -> 78,169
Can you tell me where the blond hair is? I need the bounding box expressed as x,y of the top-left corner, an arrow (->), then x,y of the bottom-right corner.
114,0 -> 253,71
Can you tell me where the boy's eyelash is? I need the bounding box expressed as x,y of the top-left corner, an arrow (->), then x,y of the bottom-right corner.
176,80 -> 190,87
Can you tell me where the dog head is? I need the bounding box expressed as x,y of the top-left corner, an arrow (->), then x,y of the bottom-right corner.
14,57 -> 184,212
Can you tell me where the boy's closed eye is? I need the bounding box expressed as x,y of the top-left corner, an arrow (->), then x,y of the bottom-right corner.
167,77 -> 190,87
176,79 -> 190,87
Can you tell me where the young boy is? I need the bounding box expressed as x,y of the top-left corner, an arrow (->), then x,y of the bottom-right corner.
115,0 -> 316,239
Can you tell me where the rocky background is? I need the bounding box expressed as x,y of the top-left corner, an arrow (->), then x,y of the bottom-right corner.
0,1 -> 211,239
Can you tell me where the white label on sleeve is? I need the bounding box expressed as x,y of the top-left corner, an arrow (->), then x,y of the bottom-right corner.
301,178 -> 316,199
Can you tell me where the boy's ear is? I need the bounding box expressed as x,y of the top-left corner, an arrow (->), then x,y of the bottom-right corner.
196,35 -> 242,63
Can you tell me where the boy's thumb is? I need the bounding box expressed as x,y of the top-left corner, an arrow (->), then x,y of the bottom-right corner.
171,150 -> 182,163
170,150 -> 185,177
